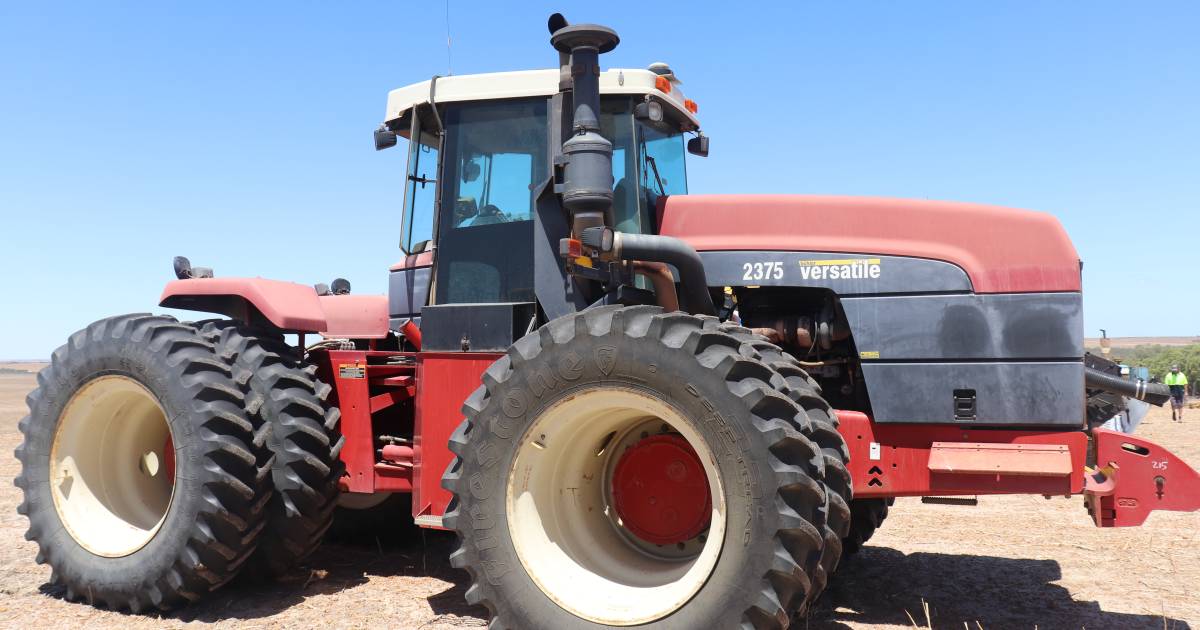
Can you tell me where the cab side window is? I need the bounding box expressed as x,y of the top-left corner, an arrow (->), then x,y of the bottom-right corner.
401,107 -> 440,253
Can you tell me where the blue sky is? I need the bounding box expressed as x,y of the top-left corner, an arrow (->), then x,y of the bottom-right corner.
1,2 -> 1197,359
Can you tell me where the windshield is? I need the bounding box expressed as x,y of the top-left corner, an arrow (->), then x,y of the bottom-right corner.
638,121 -> 688,216
603,100 -> 689,234
601,100 -> 640,233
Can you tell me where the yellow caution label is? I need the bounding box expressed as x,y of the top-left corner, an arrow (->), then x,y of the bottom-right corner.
338,364 -> 366,379
859,351 -> 880,359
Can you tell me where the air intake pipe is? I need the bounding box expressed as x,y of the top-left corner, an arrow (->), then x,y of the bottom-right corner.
581,228 -> 717,316
550,15 -> 619,237
550,14 -> 716,317
1085,367 -> 1172,406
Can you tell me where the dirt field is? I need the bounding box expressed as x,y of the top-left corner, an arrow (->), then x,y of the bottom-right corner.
1,365 -> 1196,629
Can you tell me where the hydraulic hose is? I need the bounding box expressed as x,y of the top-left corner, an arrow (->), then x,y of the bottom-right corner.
613,232 -> 716,316
1085,367 -> 1172,406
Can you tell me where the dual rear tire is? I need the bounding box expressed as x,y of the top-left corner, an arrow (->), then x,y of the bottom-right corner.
198,321 -> 344,577
14,315 -> 342,611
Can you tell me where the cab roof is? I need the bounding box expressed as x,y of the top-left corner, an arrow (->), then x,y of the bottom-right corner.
384,67 -> 701,131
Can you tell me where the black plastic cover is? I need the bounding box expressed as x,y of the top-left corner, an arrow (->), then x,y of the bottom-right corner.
420,302 -> 537,352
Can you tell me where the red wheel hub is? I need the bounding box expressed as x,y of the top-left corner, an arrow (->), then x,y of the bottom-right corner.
611,434 -> 712,546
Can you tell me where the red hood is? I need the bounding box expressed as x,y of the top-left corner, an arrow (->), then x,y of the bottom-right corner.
659,194 -> 1081,293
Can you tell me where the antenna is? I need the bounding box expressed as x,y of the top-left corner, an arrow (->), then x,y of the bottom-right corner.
445,0 -> 452,75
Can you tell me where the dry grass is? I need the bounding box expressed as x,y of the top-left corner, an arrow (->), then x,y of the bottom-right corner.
2,366 -> 1198,629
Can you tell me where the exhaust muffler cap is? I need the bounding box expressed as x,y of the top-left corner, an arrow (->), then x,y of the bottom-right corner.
550,23 -> 619,54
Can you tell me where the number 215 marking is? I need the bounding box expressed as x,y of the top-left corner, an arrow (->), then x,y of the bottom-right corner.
743,261 -> 783,281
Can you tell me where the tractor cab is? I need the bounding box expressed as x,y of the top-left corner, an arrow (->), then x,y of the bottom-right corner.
378,67 -> 704,326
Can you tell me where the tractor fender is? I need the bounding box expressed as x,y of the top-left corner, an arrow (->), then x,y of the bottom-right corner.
317,294 -> 388,338
160,278 -> 388,338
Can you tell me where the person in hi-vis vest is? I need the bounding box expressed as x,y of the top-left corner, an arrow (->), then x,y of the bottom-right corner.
1165,365 -> 1189,422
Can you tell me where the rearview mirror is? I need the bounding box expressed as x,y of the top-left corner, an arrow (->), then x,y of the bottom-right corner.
687,135 -> 709,157
374,125 -> 398,151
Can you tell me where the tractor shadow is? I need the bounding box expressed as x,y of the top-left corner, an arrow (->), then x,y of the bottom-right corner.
809,546 -> 1191,629
175,527 -> 488,625
35,524 -> 489,625
33,535 -> 1190,628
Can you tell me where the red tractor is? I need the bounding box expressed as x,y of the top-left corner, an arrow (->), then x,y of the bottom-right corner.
15,13 -> 1200,629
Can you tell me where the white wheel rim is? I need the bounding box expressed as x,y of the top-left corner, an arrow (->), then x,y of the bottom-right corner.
50,375 -> 175,557
506,387 -> 725,625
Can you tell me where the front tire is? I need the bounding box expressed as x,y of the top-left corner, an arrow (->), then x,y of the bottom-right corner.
714,326 -> 852,603
14,314 -> 271,611
442,306 -> 831,629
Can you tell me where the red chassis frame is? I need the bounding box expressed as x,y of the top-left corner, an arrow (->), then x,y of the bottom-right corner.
314,351 -> 1200,530
316,349 -> 501,529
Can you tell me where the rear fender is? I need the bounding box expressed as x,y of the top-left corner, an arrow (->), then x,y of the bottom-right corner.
160,278 -> 388,338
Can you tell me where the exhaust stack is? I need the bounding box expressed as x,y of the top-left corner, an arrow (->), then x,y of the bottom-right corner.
549,15 -> 619,237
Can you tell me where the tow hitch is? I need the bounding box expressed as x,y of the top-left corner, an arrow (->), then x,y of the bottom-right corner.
1084,428 -> 1200,526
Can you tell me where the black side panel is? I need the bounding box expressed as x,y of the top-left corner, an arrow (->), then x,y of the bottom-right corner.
841,293 -> 1083,360
434,221 -> 536,304
844,292 -> 1084,425
861,361 -> 1084,425
388,266 -> 432,320
697,250 -> 1084,426
420,303 -> 537,352
699,251 -> 972,294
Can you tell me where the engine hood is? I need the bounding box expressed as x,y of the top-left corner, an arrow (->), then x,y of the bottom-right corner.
658,194 -> 1081,293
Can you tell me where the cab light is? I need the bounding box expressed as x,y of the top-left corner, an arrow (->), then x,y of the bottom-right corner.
655,75 -> 672,94
683,99 -> 698,114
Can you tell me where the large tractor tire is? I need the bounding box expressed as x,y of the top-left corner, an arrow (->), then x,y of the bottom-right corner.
715,325 -> 853,601
198,320 -> 344,577
843,498 -> 893,555
442,306 -> 833,629
14,314 -> 271,611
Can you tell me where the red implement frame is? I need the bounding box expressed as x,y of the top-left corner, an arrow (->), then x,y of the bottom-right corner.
1084,428 -> 1200,527
835,410 -> 1088,498
837,410 -> 1200,527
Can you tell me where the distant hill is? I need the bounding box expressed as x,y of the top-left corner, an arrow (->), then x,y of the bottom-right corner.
1084,336 -> 1200,349
0,362 -> 47,374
